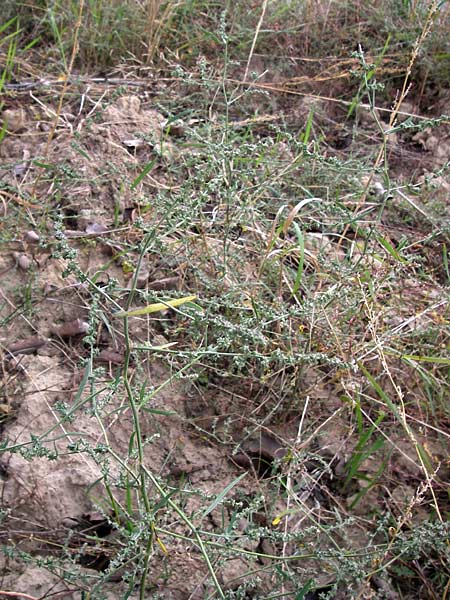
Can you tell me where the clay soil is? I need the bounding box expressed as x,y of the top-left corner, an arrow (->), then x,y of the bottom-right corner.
0,60 -> 449,600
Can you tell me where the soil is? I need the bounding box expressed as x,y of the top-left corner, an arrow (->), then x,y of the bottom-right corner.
0,71 -> 449,600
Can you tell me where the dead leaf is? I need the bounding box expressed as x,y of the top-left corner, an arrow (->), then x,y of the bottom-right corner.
115,295 -> 197,317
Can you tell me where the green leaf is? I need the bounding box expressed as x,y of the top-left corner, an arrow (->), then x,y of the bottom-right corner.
377,234 -> 406,263
359,363 -> 402,421
295,580 -> 315,600
140,407 -> 177,416
443,243 -> 449,284
201,473 -> 247,520
301,107 -> 314,143
0,119 -> 8,144
0,16 -> 18,36
400,354 -> 450,365
115,295 -> 197,317
32,160 -> 54,169
131,157 -> 157,189
292,222 -> 304,296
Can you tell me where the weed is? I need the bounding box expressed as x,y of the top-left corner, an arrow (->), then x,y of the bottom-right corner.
0,2 -> 449,599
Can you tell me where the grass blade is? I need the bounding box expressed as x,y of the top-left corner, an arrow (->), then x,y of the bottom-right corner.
201,473 -> 247,520
115,295 -> 197,317
131,157 -> 157,189
377,234 -> 406,263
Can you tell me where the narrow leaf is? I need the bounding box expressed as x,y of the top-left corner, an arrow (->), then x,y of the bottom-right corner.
292,222 -> 304,295
140,408 -> 177,415
115,295 -> 197,317
295,580 -> 315,600
359,363 -> 402,421
443,243 -> 449,284
377,234 -> 406,263
400,354 -> 450,365
0,16 -> 17,36
201,473 -> 247,519
301,107 -> 314,143
131,157 -> 157,189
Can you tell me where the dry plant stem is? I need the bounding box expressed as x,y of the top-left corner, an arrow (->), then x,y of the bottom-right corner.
0,593 -> 38,600
257,203 -> 288,280
356,299 -> 447,364
355,284 -> 445,598
94,416 -> 249,592
359,277 -> 442,522
225,76 -> 450,123
443,577 -> 450,600
153,524 -> 314,561
146,0 -> 175,63
280,400 -> 308,595
339,0 -> 440,247
31,0 -> 85,200
243,0 -> 269,82
356,479 -> 439,600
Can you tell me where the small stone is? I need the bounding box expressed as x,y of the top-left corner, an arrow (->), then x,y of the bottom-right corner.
50,318 -> 89,338
25,230 -> 40,243
13,252 -> 32,270
3,108 -> 27,132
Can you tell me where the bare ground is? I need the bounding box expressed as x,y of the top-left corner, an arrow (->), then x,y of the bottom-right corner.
0,75 -> 449,599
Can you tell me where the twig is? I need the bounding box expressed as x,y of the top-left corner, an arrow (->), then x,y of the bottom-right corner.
0,592 -> 38,600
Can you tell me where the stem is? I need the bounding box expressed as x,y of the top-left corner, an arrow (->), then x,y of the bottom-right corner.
121,233 -> 155,598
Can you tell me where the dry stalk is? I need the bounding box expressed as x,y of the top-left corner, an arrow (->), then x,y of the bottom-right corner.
358,275 -> 443,521
338,0 -> 441,248
243,0 -> 269,82
146,0 -> 177,64
31,0 -> 86,201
